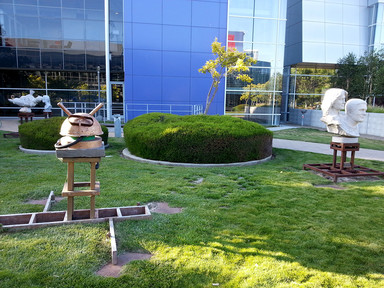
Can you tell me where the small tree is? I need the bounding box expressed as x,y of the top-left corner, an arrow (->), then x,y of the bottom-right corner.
199,38 -> 256,114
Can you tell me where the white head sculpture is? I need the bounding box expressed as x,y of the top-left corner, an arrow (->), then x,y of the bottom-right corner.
320,88 -> 347,133
339,99 -> 367,137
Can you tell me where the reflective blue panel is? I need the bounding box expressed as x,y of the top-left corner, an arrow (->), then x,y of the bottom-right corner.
110,0 -> 123,21
303,1 -> 324,21
325,3 -> 342,23
163,25 -> 191,52
110,21 -> 123,43
62,0 -> 84,9
41,40 -> 62,49
0,47 -> 17,67
325,23 -> 342,43
15,5 -> 38,16
85,10 -> 104,20
40,18 -> 62,40
62,8 -> 84,19
162,77 -> 190,102
191,27 -> 221,53
63,19 -> 85,40
86,20 -> 104,41
15,16 -> 39,38
64,50 -> 85,70
41,49 -> 63,69
163,0 -> 192,26
192,1 -> 221,28
163,51 -> 191,77
303,22 -> 324,42
343,25 -> 360,45
17,38 -> 40,48
39,7 -> 61,18
229,0 -> 254,17
254,0 -> 279,18
132,50 -> 162,76
18,49 -> 41,68
132,76 -> 161,101
132,0 -> 162,24
325,44 -> 343,63
228,17 -> 253,43
39,0 -> 61,7
342,4 -> 360,25
86,51 -> 105,70
132,23 -> 162,50
253,18 -> 278,43
85,40 -> 104,51
16,0 -> 37,5
85,0 -> 103,10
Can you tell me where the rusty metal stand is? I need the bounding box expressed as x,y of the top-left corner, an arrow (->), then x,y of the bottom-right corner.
303,141 -> 384,182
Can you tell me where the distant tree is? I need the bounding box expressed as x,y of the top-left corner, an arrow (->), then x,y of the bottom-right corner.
199,38 -> 256,114
332,52 -> 363,97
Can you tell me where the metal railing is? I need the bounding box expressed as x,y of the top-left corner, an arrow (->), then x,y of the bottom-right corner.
124,103 -> 203,121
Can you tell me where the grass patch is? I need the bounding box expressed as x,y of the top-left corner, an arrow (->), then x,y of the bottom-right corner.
1,131 -> 384,287
274,128 -> 384,151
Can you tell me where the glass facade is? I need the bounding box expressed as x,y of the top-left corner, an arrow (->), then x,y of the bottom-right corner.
368,1 -> 384,51
226,0 -> 287,125
0,0 -> 123,71
1,0 -> 383,122
0,0 -> 123,116
282,0 -> 384,122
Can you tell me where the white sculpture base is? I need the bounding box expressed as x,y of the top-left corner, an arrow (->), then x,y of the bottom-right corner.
19,107 -> 32,113
332,136 -> 358,143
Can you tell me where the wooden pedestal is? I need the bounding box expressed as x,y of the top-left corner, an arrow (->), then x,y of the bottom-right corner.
18,112 -> 34,123
60,157 -> 101,221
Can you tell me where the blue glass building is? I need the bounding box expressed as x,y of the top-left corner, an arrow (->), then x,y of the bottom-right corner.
1,0 -> 384,123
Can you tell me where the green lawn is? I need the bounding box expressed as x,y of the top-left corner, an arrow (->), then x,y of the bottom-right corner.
1,131 -> 384,287
274,128 -> 384,151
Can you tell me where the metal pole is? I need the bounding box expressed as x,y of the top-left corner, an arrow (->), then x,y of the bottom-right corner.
44,72 -> 48,95
97,66 -> 100,104
104,0 -> 112,120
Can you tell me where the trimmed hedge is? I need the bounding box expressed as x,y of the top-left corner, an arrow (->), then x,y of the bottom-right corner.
123,113 -> 273,164
19,117 -> 109,150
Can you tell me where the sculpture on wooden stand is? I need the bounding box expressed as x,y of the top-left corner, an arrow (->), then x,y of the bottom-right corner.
304,88 -> 383,182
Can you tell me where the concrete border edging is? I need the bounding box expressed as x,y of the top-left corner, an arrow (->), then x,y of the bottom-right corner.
121,148 -> 272,167
19,146 -> 56,155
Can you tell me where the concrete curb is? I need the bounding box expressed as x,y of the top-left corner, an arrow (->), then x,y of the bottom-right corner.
121,148 -> 272,167
19,146 -> 56,155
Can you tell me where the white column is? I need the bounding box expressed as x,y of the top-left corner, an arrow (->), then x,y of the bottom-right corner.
105,0 -> 112,120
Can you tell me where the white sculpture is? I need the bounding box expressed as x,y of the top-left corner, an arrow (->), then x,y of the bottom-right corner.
338,99 -> 367,137
320,88 -> 347,134
320,88 -> 367,138
41,95 -> 52,112
9,90 -> 43,113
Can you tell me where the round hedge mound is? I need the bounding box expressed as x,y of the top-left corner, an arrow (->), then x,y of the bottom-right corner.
123,113 -> 273,164
19,117 -> 109,150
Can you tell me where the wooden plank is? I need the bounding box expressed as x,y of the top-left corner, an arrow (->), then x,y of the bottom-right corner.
61,157 -> 101,163
90,162 -> 96,190
67,162 -> 74,191
43,191 -> 55,212
109,218 -> 118,265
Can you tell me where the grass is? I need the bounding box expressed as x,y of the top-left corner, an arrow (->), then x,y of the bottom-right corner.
1,130 -> 384,287
274,128 -> 384,151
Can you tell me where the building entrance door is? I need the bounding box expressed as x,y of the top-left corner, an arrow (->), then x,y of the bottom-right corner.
111,81 -> 124,122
